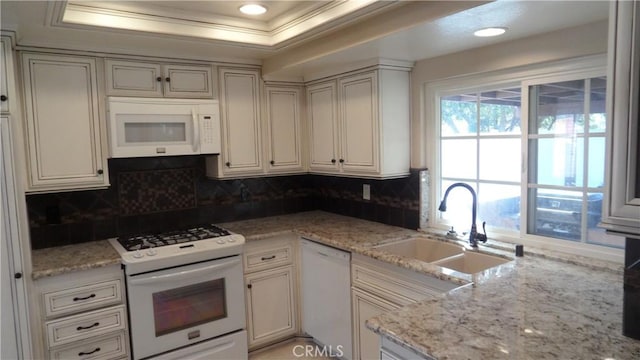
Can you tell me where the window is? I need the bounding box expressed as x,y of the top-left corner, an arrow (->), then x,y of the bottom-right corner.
440,87 -> 522,233
526,77 -> 620,248
433,63 -> 624,255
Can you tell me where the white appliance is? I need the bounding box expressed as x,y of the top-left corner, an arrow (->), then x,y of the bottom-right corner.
300,238 -> 352,359
107,97 -> 220,158
109,225 -> 247,360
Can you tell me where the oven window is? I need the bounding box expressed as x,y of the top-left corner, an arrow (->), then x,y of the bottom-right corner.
152,278 -> 227,336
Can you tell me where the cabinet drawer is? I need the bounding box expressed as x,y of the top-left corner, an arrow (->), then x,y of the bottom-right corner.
244,243 -> 293,273
49,330 -> 128,360
43,279 -> 122,319
46,305 -> 127,347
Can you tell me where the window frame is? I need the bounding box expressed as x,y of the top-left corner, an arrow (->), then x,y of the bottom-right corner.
424,54 -> 624,263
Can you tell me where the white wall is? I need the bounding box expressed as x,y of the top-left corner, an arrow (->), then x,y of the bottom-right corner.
411,20 -> 609,169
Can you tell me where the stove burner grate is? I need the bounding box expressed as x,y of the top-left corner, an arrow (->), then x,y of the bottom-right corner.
117,224 -> 232,251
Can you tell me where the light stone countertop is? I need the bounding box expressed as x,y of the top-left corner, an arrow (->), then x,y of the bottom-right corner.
29,211 -> 640,358
31,240 -> 121,279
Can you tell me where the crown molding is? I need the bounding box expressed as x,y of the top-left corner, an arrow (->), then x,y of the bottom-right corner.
48,0 -> 398,50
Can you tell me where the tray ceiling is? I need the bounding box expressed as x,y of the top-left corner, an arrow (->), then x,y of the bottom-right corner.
51,0 -> 399,49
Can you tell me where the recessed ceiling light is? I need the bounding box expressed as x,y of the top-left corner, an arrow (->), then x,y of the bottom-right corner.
474,27 -> 507,37
239,4 -> 267,15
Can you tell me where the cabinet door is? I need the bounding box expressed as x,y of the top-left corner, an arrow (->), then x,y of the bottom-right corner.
338,72 -> 379,174
105,60 -> 163,97
218,68 -> 263,176
22,53 -> 109,191
352,288 -> 400,360
307,81 -> 339,172
1,37 -> 10,113
602,0 -> 640,235
265,86 -> 304,173
245,266 -> 297,349
163,64 -> 213,98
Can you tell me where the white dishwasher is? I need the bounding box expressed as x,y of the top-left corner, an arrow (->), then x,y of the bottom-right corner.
300,238 -> 352,360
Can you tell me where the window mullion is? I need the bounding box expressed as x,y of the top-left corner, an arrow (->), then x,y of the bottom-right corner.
581,79 -> 592,243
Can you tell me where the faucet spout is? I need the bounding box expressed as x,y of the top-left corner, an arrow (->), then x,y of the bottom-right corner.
438,183 -> 487,247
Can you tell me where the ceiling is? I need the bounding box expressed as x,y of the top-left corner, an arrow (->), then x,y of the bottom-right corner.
0,1 -> 610,79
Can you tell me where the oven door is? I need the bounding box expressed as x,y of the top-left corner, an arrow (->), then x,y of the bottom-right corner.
126,256 -> 245,360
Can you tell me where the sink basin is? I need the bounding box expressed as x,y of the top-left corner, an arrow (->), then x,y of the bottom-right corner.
433,252 -> 511,274
375,238 -> 464,262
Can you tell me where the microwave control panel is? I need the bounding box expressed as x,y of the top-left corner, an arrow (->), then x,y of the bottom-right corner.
200,113 -> 221,154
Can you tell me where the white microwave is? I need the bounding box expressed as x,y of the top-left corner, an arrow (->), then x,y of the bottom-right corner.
107,97 -> 220,158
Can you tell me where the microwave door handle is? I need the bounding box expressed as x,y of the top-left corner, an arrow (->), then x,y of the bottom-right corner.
192,110 -> 200,152
127,258 -> 240,286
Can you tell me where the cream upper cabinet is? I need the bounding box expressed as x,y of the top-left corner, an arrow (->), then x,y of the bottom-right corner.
307,81 -> 340,172
339,72 -> 379,174
22,53 -> 109,192
105,59 -> 213,98
306,67 -> 410,178
1,37 -> 11,113
602,0 -> 640,236
207,67 -> 263,178
265,85 -> 305,174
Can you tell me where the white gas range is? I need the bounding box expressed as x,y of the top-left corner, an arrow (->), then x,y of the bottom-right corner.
109,224 -> 248,360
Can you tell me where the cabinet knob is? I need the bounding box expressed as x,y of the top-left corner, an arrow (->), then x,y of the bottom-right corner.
97,169 -> 104,175
247,284 -> 252,289
270,160 -> 275,165
156,77 -> 162,82
225,162 -> 231,167
14,272 -> 22,279
0,95 -> 7,102
331,159 -> 336,164
165,77 -> 171,82
339,159 -> 344,163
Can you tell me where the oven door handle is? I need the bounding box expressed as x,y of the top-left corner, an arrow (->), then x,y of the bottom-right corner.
128,258 -> 240,285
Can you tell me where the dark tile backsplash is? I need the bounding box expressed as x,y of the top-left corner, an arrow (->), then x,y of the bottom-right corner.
26,156 -> 422,249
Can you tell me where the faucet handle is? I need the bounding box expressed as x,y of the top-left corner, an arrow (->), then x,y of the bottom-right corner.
476,221 -> 488,243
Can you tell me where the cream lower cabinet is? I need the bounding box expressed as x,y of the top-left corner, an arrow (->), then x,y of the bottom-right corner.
380,337 -> 429,360
21,53 -> 109,192
105,59 -> 213,98
243,235 -> 298,350
352,288 -> 400,360
307,66 -> 411,179
207,67 -> 263,178
351,253 -> 459,360
35,265 -> 129,360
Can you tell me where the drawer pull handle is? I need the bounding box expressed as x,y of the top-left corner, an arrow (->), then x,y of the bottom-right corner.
261,255 -> 276,261
73,294 -> 96,302
76,322 -> 100,331
78,347 -> 101,356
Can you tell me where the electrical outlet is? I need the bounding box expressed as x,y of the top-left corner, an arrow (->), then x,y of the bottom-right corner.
363,184 -> 371,200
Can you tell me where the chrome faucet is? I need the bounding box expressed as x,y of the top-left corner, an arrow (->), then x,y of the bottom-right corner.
438,182 -> 488,248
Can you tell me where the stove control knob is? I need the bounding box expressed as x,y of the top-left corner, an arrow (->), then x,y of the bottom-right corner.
216,239 -> 226,244
146,248 -> 157,256
133,250 -> 144,259
227,237 -> 236,243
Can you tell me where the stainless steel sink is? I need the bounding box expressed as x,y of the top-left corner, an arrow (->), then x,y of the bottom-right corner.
432,251 -> 511,274
375,237 -> 465,263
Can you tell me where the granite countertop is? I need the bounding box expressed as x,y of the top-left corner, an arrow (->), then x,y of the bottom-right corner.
29,211 -> 640,358
31,240 -> 121,279
366,245 -> 640,359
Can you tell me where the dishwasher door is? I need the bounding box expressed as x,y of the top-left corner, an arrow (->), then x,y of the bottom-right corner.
300,239 -> 352,360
